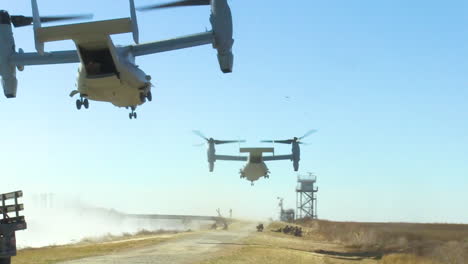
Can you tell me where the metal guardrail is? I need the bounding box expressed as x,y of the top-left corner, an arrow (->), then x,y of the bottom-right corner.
0,191 -> 23,201
0,190 -> 27,260
1,191 -> 25,227
0,205 -> 24,215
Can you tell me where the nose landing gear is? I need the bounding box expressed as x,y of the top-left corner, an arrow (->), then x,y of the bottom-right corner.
76,96 -> 89,110
129,106 -> 137,119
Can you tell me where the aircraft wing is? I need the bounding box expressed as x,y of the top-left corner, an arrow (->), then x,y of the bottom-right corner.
10,50 -> 79,66
215,155 -> 247,161
9,30 -> 214,66
263,155 -> 293,161
129,31 -> 214,56
10,31 -> 216,67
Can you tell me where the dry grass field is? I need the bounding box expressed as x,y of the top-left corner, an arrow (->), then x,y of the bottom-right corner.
296,219 -> 468,264
10,220 -> 468,264
201,220 -> 468,264
12,230 -> 188,264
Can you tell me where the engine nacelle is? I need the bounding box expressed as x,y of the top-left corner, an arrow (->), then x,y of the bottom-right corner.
0,20 -> 18,98
210,0 -> 234,73
1,75 -> 17,98
292,143 -> 301,171
207,143 -> 216,172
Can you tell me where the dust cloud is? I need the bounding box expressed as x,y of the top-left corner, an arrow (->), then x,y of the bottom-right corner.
16,193 -> 199,248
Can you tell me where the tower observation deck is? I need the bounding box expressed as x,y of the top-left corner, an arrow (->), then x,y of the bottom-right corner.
296,173 -> 318,219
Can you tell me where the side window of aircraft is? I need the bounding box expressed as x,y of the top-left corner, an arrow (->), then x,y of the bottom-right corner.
79,47 -> 118,77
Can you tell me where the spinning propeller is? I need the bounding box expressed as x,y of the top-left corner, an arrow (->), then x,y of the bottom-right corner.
11,14 -> 93,28
193,130 -> 245,145
0,10 -> 93,28
193,130 -> 243,172
137,0 -> 212,11
261,129 -> 317,145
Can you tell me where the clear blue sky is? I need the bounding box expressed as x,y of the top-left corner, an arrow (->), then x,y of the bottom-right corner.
1,0 -> 467,222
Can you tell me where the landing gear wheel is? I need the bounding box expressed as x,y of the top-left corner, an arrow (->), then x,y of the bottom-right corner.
76,99 -> 82,110
139,93 -> 146,103
147,91 -> 152,102
83,99 -> 89,109
129,106 -> 137,120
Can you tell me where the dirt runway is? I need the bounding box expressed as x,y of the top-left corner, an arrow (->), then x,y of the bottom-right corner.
59,223 -> 255,264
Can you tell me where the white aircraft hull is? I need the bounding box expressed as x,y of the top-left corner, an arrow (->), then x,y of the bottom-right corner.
73,33 -> 152,108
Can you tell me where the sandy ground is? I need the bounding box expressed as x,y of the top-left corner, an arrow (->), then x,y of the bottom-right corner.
59,223 -> 256,264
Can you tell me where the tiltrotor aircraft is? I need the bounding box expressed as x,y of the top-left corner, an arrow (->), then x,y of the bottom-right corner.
193,130 -> 317,185
0,0 -> 234,119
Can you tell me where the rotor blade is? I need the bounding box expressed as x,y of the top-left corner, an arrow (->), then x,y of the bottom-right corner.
11,14 -> 93,28
275,140 -> 294,144
192,130 -> 208,141
137,0 -> 210,11
214,140 -> 246,145
261,140 -> 293,144
10,16 -> 33,27
193,143 -> 205,147
40,14 -> 93,23
299,129 -> 318,140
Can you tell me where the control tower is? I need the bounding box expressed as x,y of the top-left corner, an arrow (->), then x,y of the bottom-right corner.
296,173 -> 318,219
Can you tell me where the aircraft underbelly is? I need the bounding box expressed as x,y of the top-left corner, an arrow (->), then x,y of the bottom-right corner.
243,162 -> 268,182
78,74 -> 143,107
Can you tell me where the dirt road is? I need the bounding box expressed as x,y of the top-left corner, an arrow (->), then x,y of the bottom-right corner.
59,223 -> 255,264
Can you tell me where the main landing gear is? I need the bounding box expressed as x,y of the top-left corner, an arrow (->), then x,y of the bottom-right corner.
129,106 -> 137,119
76,96 -> 89,110
139,91 -> 152,103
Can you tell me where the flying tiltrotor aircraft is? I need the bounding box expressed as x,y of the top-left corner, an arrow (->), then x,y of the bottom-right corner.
0,0 -> 234,119
193,130 -> 317,185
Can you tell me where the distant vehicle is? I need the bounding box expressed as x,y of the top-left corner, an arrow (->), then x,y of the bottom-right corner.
0,191 -> 27,264
256,223 -> 264,232
0,0 -> 234,119
193,130 -> 317,185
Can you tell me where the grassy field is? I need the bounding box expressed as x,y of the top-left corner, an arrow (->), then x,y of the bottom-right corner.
200,220 -> 468,264
296,219 -> 468,264
200,228 -> 378,264
12,230 -> 189,264
11,220 -> 468,264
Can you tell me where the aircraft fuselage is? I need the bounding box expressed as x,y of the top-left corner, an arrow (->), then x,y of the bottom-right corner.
240,161 -> 269,184
75,37 -> 152,108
